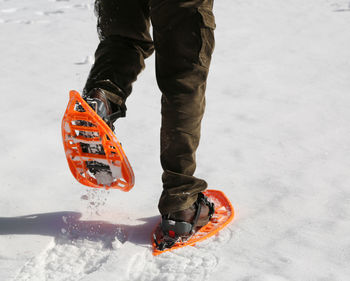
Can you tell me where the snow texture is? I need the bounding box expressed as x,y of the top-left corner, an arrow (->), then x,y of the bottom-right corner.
1,0 -> 350,280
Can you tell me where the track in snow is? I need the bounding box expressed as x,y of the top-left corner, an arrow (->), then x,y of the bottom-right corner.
12,211 -> 126,281
12,210 -> 233,281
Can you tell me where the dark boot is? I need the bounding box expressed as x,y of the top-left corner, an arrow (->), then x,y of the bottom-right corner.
154,193 -> 215,250
161,193 -> 215,237
83,87 -> 124,130
167,194 -> 214,227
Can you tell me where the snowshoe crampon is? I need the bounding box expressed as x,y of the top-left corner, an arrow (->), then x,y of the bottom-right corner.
61,90 -> 134,191
152,189 -> 234,255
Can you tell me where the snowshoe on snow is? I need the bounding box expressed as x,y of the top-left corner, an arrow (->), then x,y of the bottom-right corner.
61,90 -> 134,191
152,189 -> 234,255
154,192 -> 215,251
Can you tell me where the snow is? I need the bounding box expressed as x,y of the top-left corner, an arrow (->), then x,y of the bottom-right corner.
1,0 -> 350,280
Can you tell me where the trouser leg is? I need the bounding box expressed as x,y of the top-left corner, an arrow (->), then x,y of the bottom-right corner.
150,0 -> 216,215
84,0 -> 154,115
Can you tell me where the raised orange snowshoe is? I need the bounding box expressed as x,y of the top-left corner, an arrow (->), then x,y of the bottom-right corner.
61,90 -> 134,191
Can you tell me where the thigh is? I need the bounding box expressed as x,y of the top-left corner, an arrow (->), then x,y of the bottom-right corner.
150,0 -> 215,73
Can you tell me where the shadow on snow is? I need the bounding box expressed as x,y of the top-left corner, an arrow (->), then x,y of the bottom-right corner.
0,212 -> 160,249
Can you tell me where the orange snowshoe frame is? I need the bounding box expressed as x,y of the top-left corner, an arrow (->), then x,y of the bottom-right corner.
62,90 -> 134,191
152,189 -> 234,255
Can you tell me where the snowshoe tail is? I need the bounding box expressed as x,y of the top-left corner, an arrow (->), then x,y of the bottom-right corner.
61,90 -> 134,191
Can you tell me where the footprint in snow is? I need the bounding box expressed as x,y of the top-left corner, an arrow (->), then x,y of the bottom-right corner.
331,0 -> 350,11
12,213 -> 126,281
43,10 -> 64,16
14,238 -> 118,281
127,228 -> 233,281
75,56 -> 94,65
0,8 -> 19,13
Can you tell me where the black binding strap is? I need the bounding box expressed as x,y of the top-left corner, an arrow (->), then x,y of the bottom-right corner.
104,109 -> 124,124
200,193 -> 215,220
161,219 -> 193,236
190,197 -> 202,232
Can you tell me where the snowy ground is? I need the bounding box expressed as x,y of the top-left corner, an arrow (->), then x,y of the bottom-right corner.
1,0 -> 350,280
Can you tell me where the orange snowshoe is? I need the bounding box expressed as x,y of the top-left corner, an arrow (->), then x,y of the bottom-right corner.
61,90 -> 134,191
152,189 -> 234,255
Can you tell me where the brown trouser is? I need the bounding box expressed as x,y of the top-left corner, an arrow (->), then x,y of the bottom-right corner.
84,0 -> 215,215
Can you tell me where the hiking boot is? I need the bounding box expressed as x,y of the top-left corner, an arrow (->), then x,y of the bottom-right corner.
79,87 -> 123,155
161,193 -> 215,239
83,88 -> 124,130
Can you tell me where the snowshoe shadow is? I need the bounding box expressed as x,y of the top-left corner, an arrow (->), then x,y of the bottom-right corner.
0,212 -> 83,236
0,212 -> 159,248
122,215 -> 160,246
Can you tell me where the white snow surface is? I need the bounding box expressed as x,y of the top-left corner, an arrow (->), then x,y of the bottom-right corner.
1,0 -> 350,280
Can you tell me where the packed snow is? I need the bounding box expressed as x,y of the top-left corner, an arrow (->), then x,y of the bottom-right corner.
1,0 -> 350,280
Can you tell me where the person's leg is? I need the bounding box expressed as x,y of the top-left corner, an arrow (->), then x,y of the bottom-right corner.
150,0 -> 216,215
84,0 -> 154,116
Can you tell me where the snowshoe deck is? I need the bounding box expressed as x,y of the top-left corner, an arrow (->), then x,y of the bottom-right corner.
61,90 -> 134,191
152,189 -> 234,255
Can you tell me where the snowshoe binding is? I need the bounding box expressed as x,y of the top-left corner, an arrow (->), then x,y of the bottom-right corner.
153,192 -> 215,251
62,90 -> 134,191
152,189 -> 235,255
